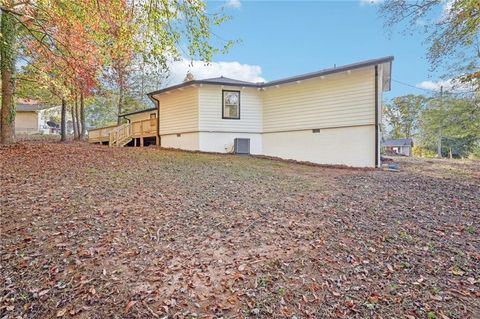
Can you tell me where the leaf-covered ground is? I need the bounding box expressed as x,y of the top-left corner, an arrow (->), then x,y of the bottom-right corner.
1,142 -> 479,319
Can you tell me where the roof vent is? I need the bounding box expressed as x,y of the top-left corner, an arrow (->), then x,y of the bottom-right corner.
183,71 -> 194,82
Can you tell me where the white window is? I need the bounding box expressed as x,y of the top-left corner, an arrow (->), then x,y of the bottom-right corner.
222,90 -> 240,119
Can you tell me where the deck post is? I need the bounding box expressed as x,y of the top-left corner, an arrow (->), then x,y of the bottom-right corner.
155,135 -> 159,146
140,137 -> 144,147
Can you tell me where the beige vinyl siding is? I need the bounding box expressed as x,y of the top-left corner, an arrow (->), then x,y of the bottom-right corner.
199,86 -> 262,132
263,67 -> 375,132
156,86 -> 198,135
125,110 -> 157,123
15,111 -> 39,133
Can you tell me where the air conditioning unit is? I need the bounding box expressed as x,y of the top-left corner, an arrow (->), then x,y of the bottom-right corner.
234,138 -> 250,155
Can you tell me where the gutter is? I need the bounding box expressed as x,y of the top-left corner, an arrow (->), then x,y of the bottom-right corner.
264,56 -> 394,88
149,95 -> 161,146
118,107 -> 157,118
375,65 -> 379,168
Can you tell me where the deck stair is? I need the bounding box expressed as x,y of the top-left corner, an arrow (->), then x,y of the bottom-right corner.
88,118 -> 158,147
109,123 -> 132,147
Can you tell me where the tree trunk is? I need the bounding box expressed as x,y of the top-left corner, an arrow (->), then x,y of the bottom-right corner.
80,92 -> 86,140
71,103 -> 78,139
117,84 -> 124,125
0,9 -> 17,144
74,94 -> 81,139
437,136 -> 442,158
60,98 -> 67,142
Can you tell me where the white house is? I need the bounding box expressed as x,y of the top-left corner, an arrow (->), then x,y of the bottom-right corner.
383,138 -> 413,156
89,56 -> 393,167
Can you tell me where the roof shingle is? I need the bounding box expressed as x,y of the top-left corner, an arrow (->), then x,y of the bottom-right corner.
383,138 -> 413,147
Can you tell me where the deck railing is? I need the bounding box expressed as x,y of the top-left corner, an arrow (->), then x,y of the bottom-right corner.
88,125 -> 119,143
131,118 -> 157,137
109,123 -> 130,146
88,118 -> 158,146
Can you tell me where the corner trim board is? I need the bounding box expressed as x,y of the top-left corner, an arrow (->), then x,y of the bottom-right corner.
374,65 -> 379,168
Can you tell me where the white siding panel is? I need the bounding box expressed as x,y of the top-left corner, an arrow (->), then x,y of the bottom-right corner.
199,86 -> 262,132
156,86 -> 198,135
263,67 -> 375,132
262,125 -> 375,167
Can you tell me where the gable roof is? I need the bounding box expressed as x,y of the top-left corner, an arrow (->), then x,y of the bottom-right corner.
383,138 -> 413,147
16,99 -> 51,112
147,76 -> 259,98
147,56 -> 394,97
118,107 -> 157,118
198,76 -> 258,86
17,105 -> 41,112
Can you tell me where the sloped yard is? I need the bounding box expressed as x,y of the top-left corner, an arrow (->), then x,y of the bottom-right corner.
1,142 -> 479,318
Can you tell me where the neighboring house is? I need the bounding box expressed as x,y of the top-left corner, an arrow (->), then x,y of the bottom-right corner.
89,56 -> 393,167
383,138 -> 413,156
15,99 -> 45,134
89,107 -> 159,146
15,99 -> 60,134
120,107 -> 158,123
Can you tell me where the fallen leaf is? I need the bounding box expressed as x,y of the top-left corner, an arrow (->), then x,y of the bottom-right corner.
57,308 -> 67,317
367,293 -> 380,304
430,294 -> 443,301
39,289 -> 50,297
125,300 -> 137,315
449,267 -> 465,276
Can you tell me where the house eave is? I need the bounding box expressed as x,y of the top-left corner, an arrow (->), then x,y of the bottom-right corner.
147,81 -> 259,98
263,56 -> 394,88
118,107 -> 157,118
147,56 -> 395,97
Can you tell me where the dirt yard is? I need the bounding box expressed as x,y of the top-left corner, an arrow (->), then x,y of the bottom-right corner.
1,142 -> 479,318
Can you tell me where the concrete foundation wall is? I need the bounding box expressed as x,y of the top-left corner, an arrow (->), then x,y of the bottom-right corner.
199,132 -> 262,154
161,132 -> 199,151
262,125 -> 376,167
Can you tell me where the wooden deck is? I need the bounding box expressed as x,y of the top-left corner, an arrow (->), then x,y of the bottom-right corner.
88,125 -> 119,144
88,118 -> 158,147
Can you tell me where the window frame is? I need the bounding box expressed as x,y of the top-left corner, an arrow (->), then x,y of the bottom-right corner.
222,90 -> 241,120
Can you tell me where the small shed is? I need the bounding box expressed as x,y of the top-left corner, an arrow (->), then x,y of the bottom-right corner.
15,99 -> 44,134
15,99 -> 59,134
383,138 -> 414,156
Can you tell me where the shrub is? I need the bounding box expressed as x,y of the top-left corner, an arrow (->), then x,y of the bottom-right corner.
468,144 -> 480,160
412,145 -> 437,158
